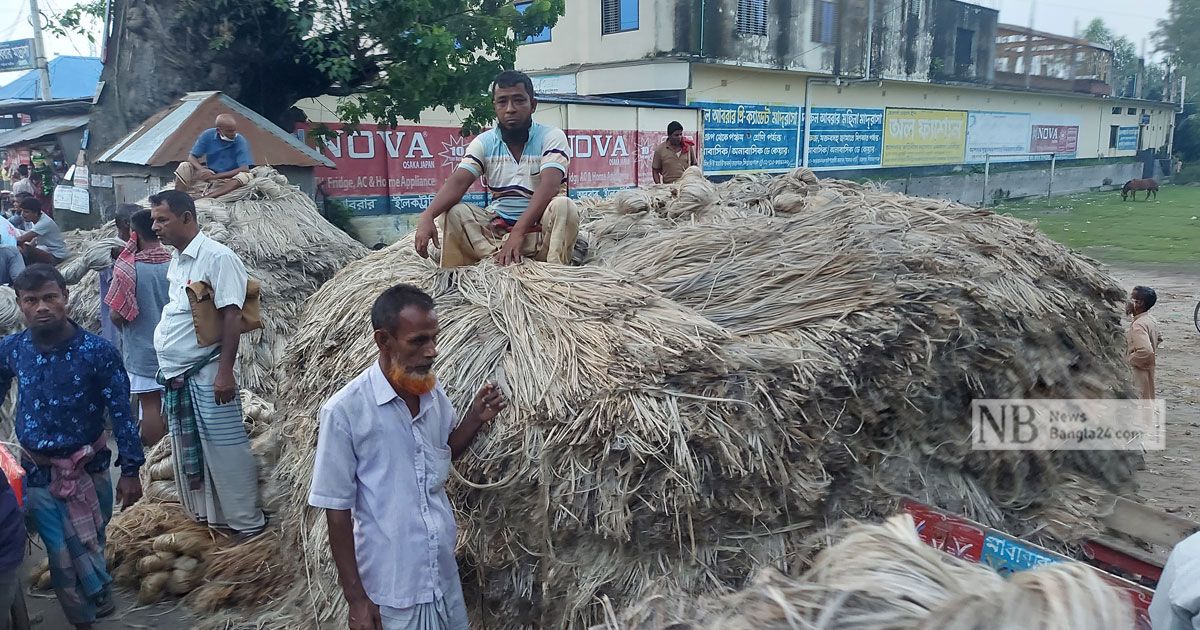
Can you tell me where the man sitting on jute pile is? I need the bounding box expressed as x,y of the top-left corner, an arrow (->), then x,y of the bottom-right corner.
174,114 -> 254,200
414,70 -> 580,266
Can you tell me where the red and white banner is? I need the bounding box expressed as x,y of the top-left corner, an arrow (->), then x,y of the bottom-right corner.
298,123 -> 698,213
1029,125 -> 1079,157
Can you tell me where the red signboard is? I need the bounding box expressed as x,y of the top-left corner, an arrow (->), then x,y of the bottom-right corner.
299,123 -> 700,213
565,129 -> 639,195
298,123 -> 485,215
1030,125 -> 1080,157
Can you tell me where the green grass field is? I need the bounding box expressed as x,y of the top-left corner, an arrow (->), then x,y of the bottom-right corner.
996,185 -> 1200,265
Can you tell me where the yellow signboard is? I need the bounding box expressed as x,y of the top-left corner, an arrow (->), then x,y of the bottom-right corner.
882,109 -> 968,166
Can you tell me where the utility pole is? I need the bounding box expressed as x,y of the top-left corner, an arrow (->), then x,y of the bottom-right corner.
1023,0 -> 1036,88
28,0 -> 51,101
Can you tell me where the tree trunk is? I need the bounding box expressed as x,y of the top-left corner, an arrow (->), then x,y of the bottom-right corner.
85,0 -> 331,221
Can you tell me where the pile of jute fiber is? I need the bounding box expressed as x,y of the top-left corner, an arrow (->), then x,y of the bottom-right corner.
63,166 -> 369,396
192,168 -> 1143,630
603,514 -> 1133,630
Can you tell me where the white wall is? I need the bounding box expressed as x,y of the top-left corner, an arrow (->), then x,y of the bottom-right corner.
515,0 -> 676,73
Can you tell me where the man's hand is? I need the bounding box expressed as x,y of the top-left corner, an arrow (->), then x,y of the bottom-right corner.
414,214 -> 440,259
197,168 -> 217,182
347,597 -> 382,630
109,310 -> 127,327
213,368 -> 238,405
468,383 -> 507,424
493,233 -> 525,266
116,476 -> 143,510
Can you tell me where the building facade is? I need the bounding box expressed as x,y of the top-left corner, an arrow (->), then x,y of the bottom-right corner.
515,0 -> 1177,175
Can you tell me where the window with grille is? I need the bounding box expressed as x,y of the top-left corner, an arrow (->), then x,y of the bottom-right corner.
811,0 -> 836,43
737,0 -> 768,36
602,0 -> 639,34
516,2 -> 551,44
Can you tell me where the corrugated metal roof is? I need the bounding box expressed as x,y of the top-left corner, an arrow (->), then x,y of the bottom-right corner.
0,56 -> 101,105
98,91 -> 333,168
0,114 -> 89,148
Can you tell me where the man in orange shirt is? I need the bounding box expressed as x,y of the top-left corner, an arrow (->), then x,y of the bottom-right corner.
651,121 -> 698,184
1126,285 -> 1162,399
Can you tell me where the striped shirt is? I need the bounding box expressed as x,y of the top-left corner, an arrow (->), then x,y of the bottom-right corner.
458,122 -> 570,221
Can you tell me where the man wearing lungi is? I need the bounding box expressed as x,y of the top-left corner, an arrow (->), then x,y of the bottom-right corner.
0,264 -> 145,629
150,190 -> 266,539
309,284 -> 506,630
414,70 -> 580,267
174,114 -> 254,199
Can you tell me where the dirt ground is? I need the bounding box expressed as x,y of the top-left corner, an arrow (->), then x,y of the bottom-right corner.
1110,264 -> 1200,518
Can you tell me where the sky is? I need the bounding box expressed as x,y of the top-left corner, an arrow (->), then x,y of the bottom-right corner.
0,0 -> 1176,87
968,0 -> 1168,58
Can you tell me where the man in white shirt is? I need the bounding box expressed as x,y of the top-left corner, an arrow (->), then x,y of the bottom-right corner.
1151,531 -> 1200,630
309,284 -> 505,630
149,189 -> 266,539
414,70 -> 580,267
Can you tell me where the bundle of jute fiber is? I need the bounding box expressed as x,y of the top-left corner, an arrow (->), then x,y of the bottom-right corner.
212,171 -> 1133,628
587,172 -> 1137,544
221,243 -> 828,630
63,166 -> 369,396
104,389 -> 289,606
106,500 -> 289,609
604,514 -> 1133,629
59,235 -> 124,284
580,168 -> 836,263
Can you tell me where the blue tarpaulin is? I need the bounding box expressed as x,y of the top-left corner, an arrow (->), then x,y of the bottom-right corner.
0,55 -> 101,103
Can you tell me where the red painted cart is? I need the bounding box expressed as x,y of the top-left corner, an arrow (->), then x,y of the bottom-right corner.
901,497 -> 1200,629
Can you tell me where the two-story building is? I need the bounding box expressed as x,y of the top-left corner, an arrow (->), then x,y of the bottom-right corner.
515,0 -> 1176,175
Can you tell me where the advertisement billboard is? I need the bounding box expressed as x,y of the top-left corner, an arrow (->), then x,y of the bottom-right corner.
965,112 -> 1031,163
693,101 -> 801,174
806,107 -> 884,170
298,124 -> 485,216
0,40 -> 34,73
882,108 -> 968,167
1029,124 -> 1080,158
1116,126 -> 1139,151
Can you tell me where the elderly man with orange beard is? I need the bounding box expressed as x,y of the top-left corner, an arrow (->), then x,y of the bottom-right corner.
308,284 -> 505,630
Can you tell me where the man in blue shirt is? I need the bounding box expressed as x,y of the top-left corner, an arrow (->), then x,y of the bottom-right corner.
173,113 -> 254,199
0,264 -> 144,629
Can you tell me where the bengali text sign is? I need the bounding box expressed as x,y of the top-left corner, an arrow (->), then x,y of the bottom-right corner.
694,101 -> 801,174
806,107 -> 883,170
965,111 -> 1031,163
1116,126 -> 1139,151
882,109 -> 968,167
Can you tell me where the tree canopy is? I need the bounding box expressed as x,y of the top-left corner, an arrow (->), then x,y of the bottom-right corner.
1082,18 -> 1141,97
53,0 -> 564,131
